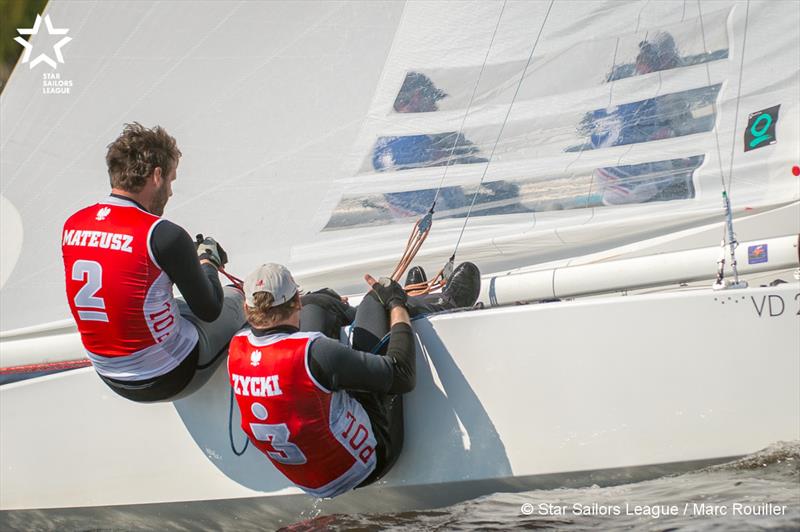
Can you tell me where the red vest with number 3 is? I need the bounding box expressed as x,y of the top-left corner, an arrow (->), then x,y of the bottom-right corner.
62,198 -> 197,378
228,330 -> 377,498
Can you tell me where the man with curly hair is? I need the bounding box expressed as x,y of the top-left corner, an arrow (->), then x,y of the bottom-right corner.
61,122 -> 244,402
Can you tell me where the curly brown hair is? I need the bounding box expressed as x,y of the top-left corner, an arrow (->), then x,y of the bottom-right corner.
245,292 -> 301,329
106,123 -> 182,192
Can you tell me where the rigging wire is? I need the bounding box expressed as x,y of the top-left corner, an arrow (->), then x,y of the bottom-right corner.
696,0 -> 732,195
429,0 -> 509,209
723,0 -> 751,194
450,0 -> 555,258
698,0 -> 751,284
697,0 -> 751,202
391,1 -> 508,288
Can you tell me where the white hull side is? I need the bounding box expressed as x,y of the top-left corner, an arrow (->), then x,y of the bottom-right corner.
1,285 -> 798,519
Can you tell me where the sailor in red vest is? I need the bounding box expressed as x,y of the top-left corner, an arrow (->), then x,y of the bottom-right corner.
228,263 -> 416,497
62,123 -> 245,402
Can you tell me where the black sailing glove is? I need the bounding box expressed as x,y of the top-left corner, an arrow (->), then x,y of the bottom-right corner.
195,234 -> 228,269
369,277 -> 408,310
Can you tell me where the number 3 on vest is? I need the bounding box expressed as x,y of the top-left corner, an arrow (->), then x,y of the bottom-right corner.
249,422 -> 308,465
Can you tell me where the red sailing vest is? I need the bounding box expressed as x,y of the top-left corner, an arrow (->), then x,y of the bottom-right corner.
61,197 -> 197,379
228,329 -> 377,498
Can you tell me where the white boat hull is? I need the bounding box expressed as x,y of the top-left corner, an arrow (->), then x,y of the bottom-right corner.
1,284 -> 798,526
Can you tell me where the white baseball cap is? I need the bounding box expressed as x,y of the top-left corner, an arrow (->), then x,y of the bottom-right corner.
243,263 -> 299,308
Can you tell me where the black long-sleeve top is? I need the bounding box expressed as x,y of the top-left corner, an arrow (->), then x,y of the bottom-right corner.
111,194 -> 223,322
251,323 -> 416,394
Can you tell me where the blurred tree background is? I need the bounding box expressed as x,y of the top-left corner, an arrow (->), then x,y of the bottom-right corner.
1,0 -> 50,91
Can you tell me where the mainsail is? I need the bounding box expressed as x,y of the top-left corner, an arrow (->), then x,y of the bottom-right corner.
293,0 -> 799,291
2,0 -> 798,324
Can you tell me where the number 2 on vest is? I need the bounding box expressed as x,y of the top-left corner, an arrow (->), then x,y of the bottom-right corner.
72,260 -> 109,322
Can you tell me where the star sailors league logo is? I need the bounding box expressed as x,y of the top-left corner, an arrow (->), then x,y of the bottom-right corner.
15,14 -> 71,69
14,14 -> 74,94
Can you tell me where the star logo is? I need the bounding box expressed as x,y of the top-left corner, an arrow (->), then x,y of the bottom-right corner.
14,14 -> 72,70
250,350 -> 262,367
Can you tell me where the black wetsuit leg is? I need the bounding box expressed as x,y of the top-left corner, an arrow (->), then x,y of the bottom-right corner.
406,293 -> 452,317
354,392 -> 403,487
98,345 -> 199,402
300,290 -> 356,340
351,290 -> 454,342
297,290 -> 402,484
351,292 -> 389,349
351,293 -> 405,486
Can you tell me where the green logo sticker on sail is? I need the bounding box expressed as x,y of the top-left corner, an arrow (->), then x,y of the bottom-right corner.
744,105 -> 780,152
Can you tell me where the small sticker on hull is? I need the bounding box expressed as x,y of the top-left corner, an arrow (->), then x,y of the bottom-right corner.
748,244 -> 768,264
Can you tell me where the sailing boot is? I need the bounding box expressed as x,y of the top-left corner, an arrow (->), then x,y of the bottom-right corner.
442,262 -> 481,308
405,265 -> 427,287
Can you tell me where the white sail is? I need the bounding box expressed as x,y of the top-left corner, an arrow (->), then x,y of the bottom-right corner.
1,0 -> 406,331
293,0 -> 799,290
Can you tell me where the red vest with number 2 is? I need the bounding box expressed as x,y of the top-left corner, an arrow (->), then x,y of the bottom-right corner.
228,330 -> 377,498
61,198 -> 197,379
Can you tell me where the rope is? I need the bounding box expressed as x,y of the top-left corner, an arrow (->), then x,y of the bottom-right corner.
0,358 -> 91,375
389,2 -> 508,293
391,210 -> 434,282
370,314 -> 428,354
219,268 -> 244,291
228,387 -> 249,456
403,255 -> 454,296
195,233 -> 244,290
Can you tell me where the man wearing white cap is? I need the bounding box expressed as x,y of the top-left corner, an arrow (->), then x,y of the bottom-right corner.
227,263 -> 415,497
